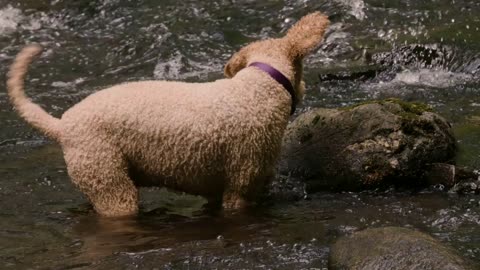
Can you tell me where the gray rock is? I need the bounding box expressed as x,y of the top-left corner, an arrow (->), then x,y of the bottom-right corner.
279,99 -> 456,191
329,227 -> 472,270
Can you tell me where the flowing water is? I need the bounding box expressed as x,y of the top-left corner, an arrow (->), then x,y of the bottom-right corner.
0,0 -> 479,269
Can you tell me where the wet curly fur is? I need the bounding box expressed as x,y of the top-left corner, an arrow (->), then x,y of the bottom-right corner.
7,12 -> 329,217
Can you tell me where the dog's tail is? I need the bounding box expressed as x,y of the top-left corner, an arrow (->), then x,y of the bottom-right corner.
6,45 -> 62,141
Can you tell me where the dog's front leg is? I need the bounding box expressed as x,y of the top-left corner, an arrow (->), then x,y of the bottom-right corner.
222,192 -> 249,210
222,164 -> 264,210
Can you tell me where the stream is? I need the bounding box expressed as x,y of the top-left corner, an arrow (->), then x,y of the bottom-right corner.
0,0 -> 479,269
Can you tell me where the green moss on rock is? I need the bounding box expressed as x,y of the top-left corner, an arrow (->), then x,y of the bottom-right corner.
387,98 -> 431,115
340,98 -> 431,114
311,115 -> 321,126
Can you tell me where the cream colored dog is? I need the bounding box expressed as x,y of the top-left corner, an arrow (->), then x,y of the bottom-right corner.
7,12 -> 329,217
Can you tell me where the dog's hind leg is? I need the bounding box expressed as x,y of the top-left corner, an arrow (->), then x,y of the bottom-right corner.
64,145 -> 139,217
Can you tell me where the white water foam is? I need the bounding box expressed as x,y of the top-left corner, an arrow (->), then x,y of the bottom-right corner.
0,5 -> 65,36
153,52 -> 222,81
363,69 -> 475,98
390,69 -> 473,88
0,5 -> 24,35
335,0 -> 366,21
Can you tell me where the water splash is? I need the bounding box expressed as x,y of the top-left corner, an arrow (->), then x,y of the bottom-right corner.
0,5 -> 23,35
390,69 -> 473,88
153,51 -> 223,81
335,0 -> 366,20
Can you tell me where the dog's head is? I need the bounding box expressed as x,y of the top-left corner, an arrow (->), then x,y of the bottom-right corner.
224,12 -> 330,104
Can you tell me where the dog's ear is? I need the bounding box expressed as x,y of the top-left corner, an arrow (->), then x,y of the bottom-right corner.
224,50 -> 248,78
285,12 -> 330,58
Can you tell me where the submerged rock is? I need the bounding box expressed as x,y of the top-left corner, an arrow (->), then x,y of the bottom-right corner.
329,227 -> 472,270
423,163 -> 480,194
449,180 -> 480,194
279,99 -> 456,191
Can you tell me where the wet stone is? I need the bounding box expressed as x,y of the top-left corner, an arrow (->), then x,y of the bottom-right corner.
279,99 -> 456,191
329,227 -> 473,270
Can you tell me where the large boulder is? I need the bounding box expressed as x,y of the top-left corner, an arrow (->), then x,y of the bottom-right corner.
329,227 -> 472,270
279,99 -> 456,191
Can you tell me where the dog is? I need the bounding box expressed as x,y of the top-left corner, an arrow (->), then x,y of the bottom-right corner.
7,12 -> 329,217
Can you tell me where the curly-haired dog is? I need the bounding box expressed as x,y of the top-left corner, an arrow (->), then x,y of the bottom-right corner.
7,12 -> 329,217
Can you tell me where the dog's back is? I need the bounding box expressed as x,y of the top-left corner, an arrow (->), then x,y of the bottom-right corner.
59,72 -> 288,197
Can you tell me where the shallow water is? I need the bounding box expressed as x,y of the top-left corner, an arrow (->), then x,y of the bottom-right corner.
0,0 -> 479,269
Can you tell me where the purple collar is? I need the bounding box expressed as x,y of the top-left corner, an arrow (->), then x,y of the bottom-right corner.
249,62 -> 296,115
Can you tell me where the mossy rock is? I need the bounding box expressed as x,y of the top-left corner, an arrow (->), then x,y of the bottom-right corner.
279,99 -> 456,191
340,98 -> 431,115
329,227 -> 472,270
